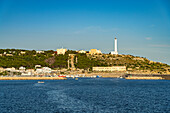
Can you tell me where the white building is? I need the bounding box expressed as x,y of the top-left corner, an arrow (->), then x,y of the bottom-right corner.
36,68 -> 43,74
78,50 -> 86,53
42,67 -> 52,73
35,65 -> 41,68
36,67 -> 51,74
19,66 -> 26,72
111,37 -> 118,55
20,51 -> 26,54
57,48 -> 67,55
36,51 -> 44,54
26,69 -> 35,75
5,67 -> 16,72
6,54 -> 13,56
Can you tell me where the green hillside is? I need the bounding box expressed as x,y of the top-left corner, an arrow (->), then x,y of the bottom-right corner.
0,49 -> 170,74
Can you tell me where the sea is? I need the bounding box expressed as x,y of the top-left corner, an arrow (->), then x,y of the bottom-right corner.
0,78 -> 170,113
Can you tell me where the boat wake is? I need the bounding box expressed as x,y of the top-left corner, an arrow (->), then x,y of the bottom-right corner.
46,89 -> 98,112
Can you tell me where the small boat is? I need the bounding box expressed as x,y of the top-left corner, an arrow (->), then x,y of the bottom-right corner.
38,81 -> 44,83
96,75 -> 100,78
119,76 -> 123,79
75,78 -> 78,80
58,75 -> 66,77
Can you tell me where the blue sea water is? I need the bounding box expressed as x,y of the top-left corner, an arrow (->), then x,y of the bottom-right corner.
0,78 -> 170,113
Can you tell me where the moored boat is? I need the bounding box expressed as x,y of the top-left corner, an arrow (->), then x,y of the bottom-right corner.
58,75 -> 66,77
38,81 -> 44,83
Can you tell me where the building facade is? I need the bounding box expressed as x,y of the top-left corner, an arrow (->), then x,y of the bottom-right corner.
36,51 -> 44,54
78,50 -> 86,53
89,49 -> 102,55
93,66 -> 126,72
57,48 -> 67,55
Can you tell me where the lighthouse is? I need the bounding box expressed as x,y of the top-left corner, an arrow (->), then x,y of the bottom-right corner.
111,37 -> 118,55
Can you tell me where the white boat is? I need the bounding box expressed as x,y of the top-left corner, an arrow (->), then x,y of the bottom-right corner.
38,81 -> 44,83
119,76 -> 123,79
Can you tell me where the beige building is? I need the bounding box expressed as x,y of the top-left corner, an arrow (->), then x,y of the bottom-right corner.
0,67 -> 5,72
57,48 -> 67,55
89,49 -> 102,55
20,51 -> 26,54
6,54 -> 13,56
93,66 -> 126,72
5,67 -> 16,72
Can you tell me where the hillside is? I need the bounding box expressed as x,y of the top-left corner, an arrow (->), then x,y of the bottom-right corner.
86,54 -> 170,74
0,49 -> 170,74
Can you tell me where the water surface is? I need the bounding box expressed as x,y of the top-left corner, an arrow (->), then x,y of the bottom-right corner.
0,78 -> 170,113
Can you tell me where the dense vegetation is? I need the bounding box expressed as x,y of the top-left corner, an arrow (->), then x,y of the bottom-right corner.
0,49 -> 53,68
75,53 -> 105,69
0,49 -> 170,73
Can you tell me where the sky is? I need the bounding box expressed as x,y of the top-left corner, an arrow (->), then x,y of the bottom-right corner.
0,0 -> 170,64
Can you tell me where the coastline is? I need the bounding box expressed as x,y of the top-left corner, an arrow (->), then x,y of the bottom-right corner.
125,76 -> 163,80
0,77 -> 66,80
1,73 -> 170,80
85,72 -> 170,80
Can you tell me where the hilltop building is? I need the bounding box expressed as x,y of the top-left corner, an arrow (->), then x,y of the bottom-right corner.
89,49 -> 102,55
36,51 -> 44,54
78,50 -> 86,53
111,37 -> 118,55
57,48 -> 67,55
20,51 -> 26,54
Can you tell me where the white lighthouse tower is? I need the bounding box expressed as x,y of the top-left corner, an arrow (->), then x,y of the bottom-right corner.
111,37 -> 118,55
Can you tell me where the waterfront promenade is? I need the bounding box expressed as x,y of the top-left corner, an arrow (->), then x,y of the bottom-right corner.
125,76 -> 163,80
0,77 -> 66,80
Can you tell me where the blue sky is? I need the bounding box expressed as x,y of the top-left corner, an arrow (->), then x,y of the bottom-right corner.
0,0 -> 170,64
